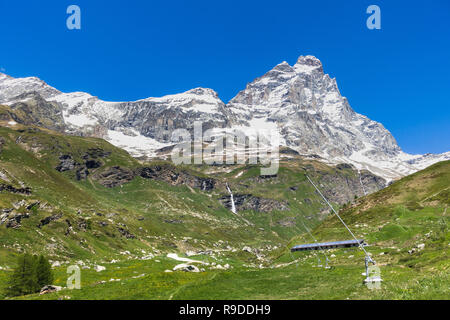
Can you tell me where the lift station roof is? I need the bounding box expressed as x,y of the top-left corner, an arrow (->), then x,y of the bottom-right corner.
291,239 -> 365,252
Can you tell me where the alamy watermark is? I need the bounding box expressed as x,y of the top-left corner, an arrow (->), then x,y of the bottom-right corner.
65,5 -> 380,31
366,5 -> 381,30
67,265 -> 81,289
170,121 -> 280,175
366,264 -> 382,290
66,5 -> 81,30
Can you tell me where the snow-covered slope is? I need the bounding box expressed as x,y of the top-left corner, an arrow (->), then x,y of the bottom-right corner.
0,56 -> 448,181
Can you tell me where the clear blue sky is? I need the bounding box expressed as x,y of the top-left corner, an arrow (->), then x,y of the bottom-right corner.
0,0 -> 449,154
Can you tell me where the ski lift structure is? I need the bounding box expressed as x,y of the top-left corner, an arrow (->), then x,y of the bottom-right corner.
291,174 -> 382,286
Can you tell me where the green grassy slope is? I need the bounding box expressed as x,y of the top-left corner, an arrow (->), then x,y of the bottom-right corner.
0,124 -> 448,300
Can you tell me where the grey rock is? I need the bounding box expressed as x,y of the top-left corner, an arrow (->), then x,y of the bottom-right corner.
220,194 -> 289,213
38,212 -> 63,228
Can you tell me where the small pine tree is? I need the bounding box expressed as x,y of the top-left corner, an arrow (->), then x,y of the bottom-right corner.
5,254 -> 39,297
35,255 -> 53,287
4,254 -> 53,297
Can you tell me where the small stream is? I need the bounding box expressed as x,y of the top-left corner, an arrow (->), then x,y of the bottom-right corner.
226,182 -> 237,214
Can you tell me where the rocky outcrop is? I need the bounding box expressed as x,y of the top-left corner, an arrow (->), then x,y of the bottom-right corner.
137,165 -> 215,191
55,155 -> 77,172
93,166 -> 135,188
0,210 -> 31,228
117,227 -> 136,239
38,213 -> 63,228
55,149 -> 109,180
318,169 -> 386,204
220,194 -> 289,213
0,184 -> 31,195
8,92 -> 65,132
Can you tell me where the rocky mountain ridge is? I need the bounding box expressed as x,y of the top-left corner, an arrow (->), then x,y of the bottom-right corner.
0,55 -> 448,181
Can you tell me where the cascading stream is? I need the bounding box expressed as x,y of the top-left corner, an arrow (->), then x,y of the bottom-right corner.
226,182 -> 237,214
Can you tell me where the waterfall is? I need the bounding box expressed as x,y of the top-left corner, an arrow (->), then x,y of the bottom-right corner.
226,183 -> 237,214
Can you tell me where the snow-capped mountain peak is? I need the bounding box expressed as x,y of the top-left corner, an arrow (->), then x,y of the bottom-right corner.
0,73 -> 61,103
294,55 -> 324,74
0,55 -> 448,180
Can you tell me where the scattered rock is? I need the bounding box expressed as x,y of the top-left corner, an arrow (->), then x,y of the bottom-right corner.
173,263 -> 200,272
277,217 -> 296,227
98,221 -> 108,227
117,227 -> 136,239
0,184 -> 31,195
78,218 -> 89,231
1,209 -> 32,229
38,213 -> 63,228
163,219 -> 183,224
95,265 -> 106,272
40,285 -> 62,295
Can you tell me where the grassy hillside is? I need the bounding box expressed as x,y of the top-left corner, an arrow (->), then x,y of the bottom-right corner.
0,124 -> 448,300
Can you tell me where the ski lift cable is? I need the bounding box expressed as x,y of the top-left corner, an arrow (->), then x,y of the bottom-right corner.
286,201 -> 327,267
300,220 -> 329,268
305,174 -> 374,263
300,220 -> 329,261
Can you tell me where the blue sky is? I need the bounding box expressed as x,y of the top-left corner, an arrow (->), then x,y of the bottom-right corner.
0,0 -> 449,154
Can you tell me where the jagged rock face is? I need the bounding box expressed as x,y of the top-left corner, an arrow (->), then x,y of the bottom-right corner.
220,194 -> 289,213
1,56 -> 448,181
229,56 -> 401,161
93,166 -> 135,188
0,73 -> 61,102
114,88 -> 237,143
3,92 -> 65,131
318,169 -> 387,204
137,165 -> 215,191
54,148 -> 111,180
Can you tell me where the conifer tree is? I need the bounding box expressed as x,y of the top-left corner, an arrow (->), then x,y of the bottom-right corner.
5,254 -> 38,296
35,255 -> 53,287
4,254 -> 53,297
